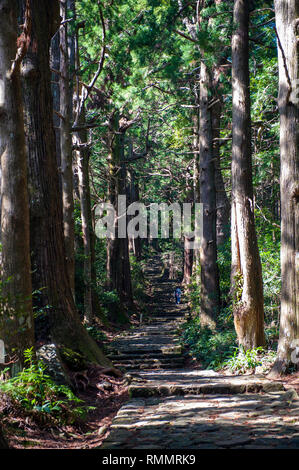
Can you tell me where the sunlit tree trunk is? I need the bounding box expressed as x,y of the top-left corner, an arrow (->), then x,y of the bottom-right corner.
0,0 -> 34,366
270,0 -> 299,375
231,0 -> 265,349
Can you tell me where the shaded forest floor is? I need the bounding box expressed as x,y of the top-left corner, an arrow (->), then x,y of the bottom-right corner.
1,333 -> 130,448
1,255 -> 299,449
1,387 -> 128,449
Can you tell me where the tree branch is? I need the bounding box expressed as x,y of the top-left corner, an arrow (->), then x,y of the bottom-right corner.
174,29 -> 198,44
10,0 -> 31,78
74,2 -> 106,126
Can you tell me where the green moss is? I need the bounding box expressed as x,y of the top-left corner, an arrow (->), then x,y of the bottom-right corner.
59,347 -> 88,371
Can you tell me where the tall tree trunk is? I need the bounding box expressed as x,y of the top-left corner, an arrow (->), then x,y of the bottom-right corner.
183,235 -> 194,286
50,31 -> 61,168
107,112 -> 133,306
211,71 -> 230,247
192,109 -> 200,282
199,61 -> 220,326
270,0 -> 299,375
72,16 -> 101,324
21,0 -> 109,366
179,2 -> 220,322
127,165 -> 142,261
231,0 -> 265,349
76,128 -> 93,324
0,0 -> 34,366
59,0 -> 75,297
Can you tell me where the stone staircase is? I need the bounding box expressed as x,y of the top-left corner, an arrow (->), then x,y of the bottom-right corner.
101,256 -> 299,449
107,256 -> 188,372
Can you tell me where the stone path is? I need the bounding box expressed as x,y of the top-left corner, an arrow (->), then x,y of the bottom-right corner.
102,257 -> 299,449
107,258 -> 187,372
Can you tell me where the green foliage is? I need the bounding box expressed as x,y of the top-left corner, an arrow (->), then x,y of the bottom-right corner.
265,324 -> 280,350
130,254 -> 148,302
75,0 -> 283,353
217,237 -> 232,299
185,276 -> 200,316
180,312 -> 237,370
181,314 -> 277,373
222,346 -> 276,374
99,290 -> 128,324
256,210 -> 281,323
59,347 -> 88,371
84,326 -> 107,345
0,349 -> 93,424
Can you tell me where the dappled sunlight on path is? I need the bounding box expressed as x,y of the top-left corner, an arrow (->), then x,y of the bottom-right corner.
102,257 -> 299,449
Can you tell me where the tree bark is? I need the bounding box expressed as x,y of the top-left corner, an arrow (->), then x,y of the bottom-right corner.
59,0 -> 75,297
199,61 -> 220,326
269,0 -> 299,375
75,126 -> 93,324
0,0 -> 34,366
231,0 -> 265,349
106,112 -> 133,306
179,2 -> 220,323
192,109 -> 200,282
72,14 -> 101,324
50,30 -> 61,168
21,0 -> 109,366
183,236 -> 194,286
211,69 -> 230,247
127,165 -> 142,261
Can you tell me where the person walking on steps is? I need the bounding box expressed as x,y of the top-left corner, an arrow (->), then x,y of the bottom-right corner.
175,287 -> 182,305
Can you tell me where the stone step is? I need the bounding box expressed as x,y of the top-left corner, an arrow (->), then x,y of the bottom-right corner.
144,320 -> 181,324
113,357 -> 184,367
129,326 -> 180,333
115,362 -> 185,371
110,339 -> 181,347
102,389 -> 299,449
126,370 -> 286,397
108,346 -> 182,355
108,352 -> 182,361
124,329 -> 180,336
128,381 -> 284,397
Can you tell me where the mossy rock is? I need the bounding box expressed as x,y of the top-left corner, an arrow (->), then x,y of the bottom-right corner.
59,347 -> 89,371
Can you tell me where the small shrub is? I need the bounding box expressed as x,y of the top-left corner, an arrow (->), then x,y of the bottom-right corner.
221,346 -> 276,374
180,315 -> 237,370
0,348 -> 93,424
